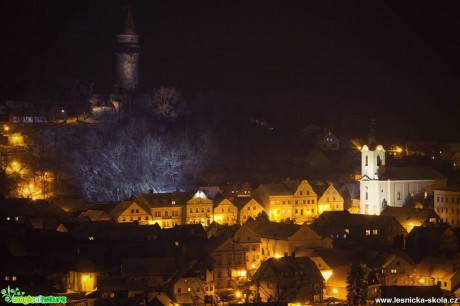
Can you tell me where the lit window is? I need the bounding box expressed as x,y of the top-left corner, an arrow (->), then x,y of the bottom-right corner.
4,276 -> 9,281
390,269 -> 397,274
373,229 -> 378,235
365,230 -> 370,236
12,276 -> 16,281
345,229 -> 349,234
187,288 -> 191,292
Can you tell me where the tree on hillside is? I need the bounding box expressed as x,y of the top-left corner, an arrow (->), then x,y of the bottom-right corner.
381,198 -> 388,212
346,261 -> 368,306
255,211 -> 269,222
151,86 -> 186,119
403,194 -> 415,208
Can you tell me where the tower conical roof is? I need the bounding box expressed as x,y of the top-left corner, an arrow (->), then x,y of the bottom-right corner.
120,1 -> 136,35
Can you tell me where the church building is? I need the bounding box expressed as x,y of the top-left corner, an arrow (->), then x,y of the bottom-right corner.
359,144 -> 447,215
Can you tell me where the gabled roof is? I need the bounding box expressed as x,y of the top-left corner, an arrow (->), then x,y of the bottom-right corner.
108,200 -> 136,219
80,210 -> 109,221
230,197 -> 257,209
310,249 -> 354,268
407,226 -> 453,242
245,219 -> 300,240
381,207 -> 440,227
312,211 -> 404,233
136,192 -> 190,207
311,184 -> 329,198
49,198 -> 88,213
366,249 -> 415,269
415,256 -> 457,279
259,183 -> 292,195
255,256 -> 323,282
436,185 -> 460,192
379,167 -> 446,181
122,257 -> 176,276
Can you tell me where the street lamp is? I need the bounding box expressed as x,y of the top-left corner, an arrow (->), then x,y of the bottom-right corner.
60,109 -> 67,123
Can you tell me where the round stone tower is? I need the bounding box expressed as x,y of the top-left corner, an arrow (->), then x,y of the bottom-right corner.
114,1 -> 140,94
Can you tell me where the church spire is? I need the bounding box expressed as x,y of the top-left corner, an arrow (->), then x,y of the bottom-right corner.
368,118 -> 377,147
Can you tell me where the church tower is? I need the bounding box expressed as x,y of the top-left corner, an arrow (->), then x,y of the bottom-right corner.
114,1 -> 140,94
360,144 -> 386,215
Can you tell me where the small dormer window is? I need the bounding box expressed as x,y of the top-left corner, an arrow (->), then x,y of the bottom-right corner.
172,200 -> 176,205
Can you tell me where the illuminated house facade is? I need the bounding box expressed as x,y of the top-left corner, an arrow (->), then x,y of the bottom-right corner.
213,198 -> 238,225
252,256 -> 324,304
253,180 -> 344,223
359,144 -> 447,215
211,237 -> 247,292
233,220 -> 331,272
232,197 -> 266,224
109,200 -> 151,224
135,193 -> 184,228
434,185 -> 460,226
186,190 -> 214,226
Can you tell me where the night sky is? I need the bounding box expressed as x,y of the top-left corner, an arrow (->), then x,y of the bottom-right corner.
1,0 -> 459,141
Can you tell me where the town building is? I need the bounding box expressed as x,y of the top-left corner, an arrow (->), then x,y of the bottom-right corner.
186,190 -> 214,226
253,179 -> 343,224
434,185 -> 460,227
134,192 -> 187,228
311,210 -> 407,249
213,198 -> 238,225
380,207 -> 441,233
252,256 -> 324,303
359,144 -> 447,215
231,197 -> 265,224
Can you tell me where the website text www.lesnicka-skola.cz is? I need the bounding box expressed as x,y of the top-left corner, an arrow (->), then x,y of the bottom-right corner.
374,296 -> 459,304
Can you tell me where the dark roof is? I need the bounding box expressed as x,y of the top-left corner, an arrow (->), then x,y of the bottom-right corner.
312,211 -> 404,232
71,258 -> 98,273
436,185 -> 460,192
381,207 -> 440,227
310,249 -> 354,267
407,226 -> 453,242
49,198 -> 88,213
311,184 -> 329,197
79,210 -> 109,221
97,275 -> 148,291
136,192 -> 188,207
229,197 -> 253,209
122,257 -> 177,276
255,256 -> 324,281
260,183 -> 293,195
108,200 -> 135,219
245,219 -> 300,239
379,167 -> 446,181
366,249 -> 415,269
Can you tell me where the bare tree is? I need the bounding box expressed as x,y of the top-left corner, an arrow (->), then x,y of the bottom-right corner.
151,86 -> 182,119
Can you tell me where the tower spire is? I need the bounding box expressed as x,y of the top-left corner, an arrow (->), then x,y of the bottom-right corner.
114,0 -> 140,94
368,118 -> 377,146
121,0 -> 136,35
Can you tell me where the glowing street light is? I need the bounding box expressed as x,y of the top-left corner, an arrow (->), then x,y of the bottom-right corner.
3,125 -> 9,132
